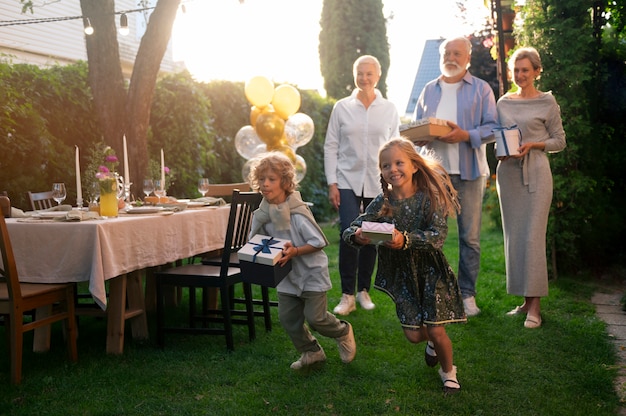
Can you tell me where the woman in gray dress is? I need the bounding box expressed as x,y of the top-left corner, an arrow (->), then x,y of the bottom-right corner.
496,47 -> 566,329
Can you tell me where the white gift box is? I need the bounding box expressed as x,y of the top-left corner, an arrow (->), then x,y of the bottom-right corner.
361,221 -> 394,244
494,127 -> 522,157
238,234 -> 289,265
237,234 -> 292,287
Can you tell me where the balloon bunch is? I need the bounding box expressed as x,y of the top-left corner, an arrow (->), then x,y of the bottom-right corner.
236,76 -> 314,182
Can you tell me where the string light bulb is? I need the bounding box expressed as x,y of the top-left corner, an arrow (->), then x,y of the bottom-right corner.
83,17 -> 94,35
118,13 -> 129,36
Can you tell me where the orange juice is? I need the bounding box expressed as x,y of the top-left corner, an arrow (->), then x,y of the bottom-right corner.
99,191 -> 118,217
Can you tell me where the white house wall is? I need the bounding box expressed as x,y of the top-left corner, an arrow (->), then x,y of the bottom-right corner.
0,0 -> 178,75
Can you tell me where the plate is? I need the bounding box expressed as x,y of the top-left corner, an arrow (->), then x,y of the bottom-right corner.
157,202 -> 188,211
187,201 -> 209,208
33,211 -> 69,219
124,207 -> 164,214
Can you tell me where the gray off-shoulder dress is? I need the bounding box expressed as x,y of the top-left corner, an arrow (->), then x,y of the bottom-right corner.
496,92 -> 566,297
343,193 -> 466,330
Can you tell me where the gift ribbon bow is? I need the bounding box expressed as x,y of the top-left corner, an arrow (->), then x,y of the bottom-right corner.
252,237 -> 281,263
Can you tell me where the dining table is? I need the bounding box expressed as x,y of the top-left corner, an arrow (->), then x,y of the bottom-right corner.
4,204 -> 231,354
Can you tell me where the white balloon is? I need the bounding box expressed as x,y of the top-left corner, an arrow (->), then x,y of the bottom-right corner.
251,143 -> 268,157
241,159 -> 254,183
234,125 -> 263,160
284,113 -> 314,149
294,154 -> 307,182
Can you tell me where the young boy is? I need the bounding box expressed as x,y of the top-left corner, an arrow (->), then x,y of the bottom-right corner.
248,152 -> 356,370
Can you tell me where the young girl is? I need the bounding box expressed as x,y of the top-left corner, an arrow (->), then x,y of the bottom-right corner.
248,152 -> 356,370
343,137 -> 466,393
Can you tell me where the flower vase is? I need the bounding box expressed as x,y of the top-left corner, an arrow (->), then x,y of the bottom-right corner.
99,173 -> 119,217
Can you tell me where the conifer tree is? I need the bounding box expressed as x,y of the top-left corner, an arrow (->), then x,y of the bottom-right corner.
319,0 -> 390,99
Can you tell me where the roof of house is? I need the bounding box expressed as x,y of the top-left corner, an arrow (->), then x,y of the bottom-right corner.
404,38 -> 444,117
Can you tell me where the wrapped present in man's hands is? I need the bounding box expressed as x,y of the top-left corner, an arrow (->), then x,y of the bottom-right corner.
399,117 -> 452,143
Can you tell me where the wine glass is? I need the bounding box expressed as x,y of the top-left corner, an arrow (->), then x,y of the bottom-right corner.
142,179 -> 154,198
51,183 -> 66,206
154,180 -> 166,198
89,181 -> 100,212
198,178 -> 210,197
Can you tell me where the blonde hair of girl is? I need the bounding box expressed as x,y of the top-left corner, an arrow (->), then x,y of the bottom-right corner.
377,137 -> 460,220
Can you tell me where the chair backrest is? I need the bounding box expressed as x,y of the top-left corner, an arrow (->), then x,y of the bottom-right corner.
0,213 -> 22,304
220,190 -> 262,271
28,191 -> 55,211
208,182 -> 252,197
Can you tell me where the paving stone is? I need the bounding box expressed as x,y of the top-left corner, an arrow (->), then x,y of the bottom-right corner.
599,313 -> 626,327
608,325 -> 626,341
594,290 -> 626,414
592,292 -> 622,306
597,304 -> 626,314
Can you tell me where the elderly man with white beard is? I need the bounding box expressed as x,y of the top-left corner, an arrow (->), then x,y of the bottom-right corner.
414,36 -> 498,322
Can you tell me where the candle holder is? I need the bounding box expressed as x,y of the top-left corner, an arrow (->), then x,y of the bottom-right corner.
123,182 -> 133,208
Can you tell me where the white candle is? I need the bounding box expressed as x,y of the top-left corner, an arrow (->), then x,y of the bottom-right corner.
123,135 -> 130,185
160,148 -> 165,191
75,145 -> 83,207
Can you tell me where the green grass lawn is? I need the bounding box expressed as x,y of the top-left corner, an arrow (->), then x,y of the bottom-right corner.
0,215 -> 622,415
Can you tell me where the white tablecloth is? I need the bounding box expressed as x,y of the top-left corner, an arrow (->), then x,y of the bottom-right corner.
5,206 -> 230,309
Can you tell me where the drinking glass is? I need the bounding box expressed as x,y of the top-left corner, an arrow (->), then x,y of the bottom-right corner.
90,181 -> 101,203
89,181 -> 100,212
198,178 -> 210,197
142,179 -> 154,198
51,182 -> 66,206
154,180 -> 166,198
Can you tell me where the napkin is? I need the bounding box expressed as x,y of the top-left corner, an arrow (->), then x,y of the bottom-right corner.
11,207 -> 26,218
191,197 -> 226,206
16,204 -> 74,218
42,204 -> 73,212
64,210 -> 101,221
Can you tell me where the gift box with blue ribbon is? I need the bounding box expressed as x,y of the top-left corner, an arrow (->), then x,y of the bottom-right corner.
237,234 -> 292,287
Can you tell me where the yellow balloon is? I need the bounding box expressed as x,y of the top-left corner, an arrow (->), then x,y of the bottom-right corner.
245,76 -> 274,107
271,84 -> 301,119
255,112 -> 285,147
250,104 -> 274,127
275,144 -> 296,163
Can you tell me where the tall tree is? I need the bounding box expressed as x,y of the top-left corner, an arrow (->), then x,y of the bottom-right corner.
319,0 -> 390,99
22,0 -> 181,196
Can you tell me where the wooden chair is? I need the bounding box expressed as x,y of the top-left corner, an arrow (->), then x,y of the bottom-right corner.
206,182 -> 251,197
27,191 -> 55,211
200,203 -> 278,332
155,190 -> 262,351
0,213 -> 78,384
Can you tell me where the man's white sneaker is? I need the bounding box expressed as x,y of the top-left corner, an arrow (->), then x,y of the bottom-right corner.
290,347 -> 326,370
356,290 -> 375,310
463,296 -> 481,317
333,294 -> 356,315
336,321 -> 356,363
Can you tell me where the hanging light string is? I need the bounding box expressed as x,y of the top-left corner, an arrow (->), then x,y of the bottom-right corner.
0,5 -> 155,27
0,0 -> 203,27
